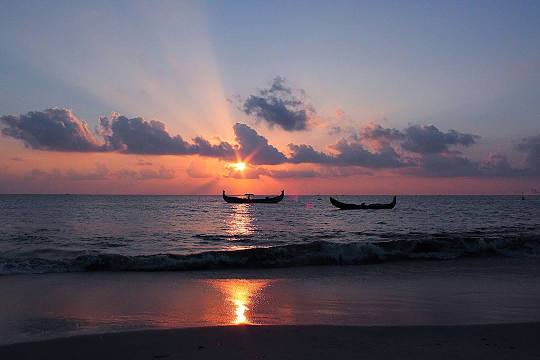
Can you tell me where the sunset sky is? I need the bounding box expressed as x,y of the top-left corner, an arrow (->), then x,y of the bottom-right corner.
1,0 -> 539,194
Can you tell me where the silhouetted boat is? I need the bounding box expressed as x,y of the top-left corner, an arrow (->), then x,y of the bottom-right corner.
223,190 -> 284,204
329,196 -> 396,210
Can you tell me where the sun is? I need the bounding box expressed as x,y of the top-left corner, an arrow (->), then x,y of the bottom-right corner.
233,162 -> 247,172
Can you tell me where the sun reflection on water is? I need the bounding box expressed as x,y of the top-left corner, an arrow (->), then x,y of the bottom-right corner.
226,204 -> 254,237
209,279 -> 270,325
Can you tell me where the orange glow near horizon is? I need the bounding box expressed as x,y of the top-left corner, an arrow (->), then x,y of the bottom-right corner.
208,279 -> 271,325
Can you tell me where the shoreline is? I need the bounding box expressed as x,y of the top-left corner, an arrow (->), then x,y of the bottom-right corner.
2,323 -> 540,359
2,258 -> 540,345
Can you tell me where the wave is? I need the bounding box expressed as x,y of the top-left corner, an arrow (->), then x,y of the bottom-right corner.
1,232 -> 539,275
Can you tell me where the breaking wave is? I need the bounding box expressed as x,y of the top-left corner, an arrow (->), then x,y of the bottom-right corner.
1,232 -> 539,275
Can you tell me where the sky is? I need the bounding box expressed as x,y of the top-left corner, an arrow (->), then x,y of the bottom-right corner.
0,0 -> 539,194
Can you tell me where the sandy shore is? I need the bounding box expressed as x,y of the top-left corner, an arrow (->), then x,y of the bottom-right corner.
1,323 -> 539,360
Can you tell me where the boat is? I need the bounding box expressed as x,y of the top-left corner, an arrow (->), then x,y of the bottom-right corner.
329,196 -> 396,210
223,190 -> 284,204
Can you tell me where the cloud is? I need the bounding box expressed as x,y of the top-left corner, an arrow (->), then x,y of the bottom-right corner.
360,123 -> 405,142
3,108 -> 539,179
517,134 -> 540,173
191,136 -> 235,159
0,108 -> 102,151
233,123 -> 287,165
224,165 -> 270,179
330,139 -> 406,168
480,154 -> 515,177
14,165 -> 110,182
116,166 -> 175,180
414,154 -> 482,177
243,77 -> 313,131
136,159 -> 153,166
288,139 -> 407,168
65,163 -> 110,181
410,133 -> 540,177
401,125 -> 479,154
0,109 -> 236,158
327,125 -> 342,136
360,123 -> 479,155
186,161 -> 214,178
355,123 -> 489,176
224,165 -> 373,180
268,169 -> 320,178
288,144 -> 332,164
99,114 -> 235,158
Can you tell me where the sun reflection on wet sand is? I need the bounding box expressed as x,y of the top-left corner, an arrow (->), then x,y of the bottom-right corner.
208,279 -> 271,325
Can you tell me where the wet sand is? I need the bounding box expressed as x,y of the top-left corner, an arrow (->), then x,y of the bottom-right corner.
2,258 -> 540,345
1,323 -> 539,360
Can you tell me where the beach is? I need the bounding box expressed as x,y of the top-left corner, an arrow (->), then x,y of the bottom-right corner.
1,257 -> 540,359
2,323 -> 540,360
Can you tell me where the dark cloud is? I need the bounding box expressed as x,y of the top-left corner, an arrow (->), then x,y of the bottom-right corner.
517,134 -> 540,173
414,154 -> 482,177
3,109 -> 538,180
288,144 -> 332,164
288,140 -> 407,168
401,125 -> 479,154
327,125 -> 342,136
243,77 -> 313,131
359,123 -> 478,155
0,108 -> 102,151
191,136 -> 235,159
1,109 -> 235,158
99,115 -> 192,154
355,123 -> 488,176
330,139 -> 406,168
480,154 -> 515,177
99,115 -> 234,158
361,124 -> 405,142
233,123 -> 287,165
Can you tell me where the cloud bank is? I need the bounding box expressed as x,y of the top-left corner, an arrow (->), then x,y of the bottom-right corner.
2,108 -> 539,178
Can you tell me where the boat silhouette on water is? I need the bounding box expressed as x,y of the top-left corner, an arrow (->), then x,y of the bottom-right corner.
330,196 -> 396,210
223,190 -> 284,204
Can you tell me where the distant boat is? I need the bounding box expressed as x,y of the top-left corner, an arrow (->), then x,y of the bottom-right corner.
223,190 -> 284,204
330,196 -> 397,210
522,192 -> 525,200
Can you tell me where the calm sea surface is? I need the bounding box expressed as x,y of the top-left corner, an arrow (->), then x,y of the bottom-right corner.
0,195 -> 539,274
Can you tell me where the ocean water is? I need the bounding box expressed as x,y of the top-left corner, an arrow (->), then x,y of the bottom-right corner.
0,195 -> 539,274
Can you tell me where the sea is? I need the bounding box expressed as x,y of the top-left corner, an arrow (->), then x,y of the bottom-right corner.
1,195 -> 539,344
0,195 -> 539,274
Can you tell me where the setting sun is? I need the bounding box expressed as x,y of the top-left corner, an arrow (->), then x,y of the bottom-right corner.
233,162 -> 247,172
